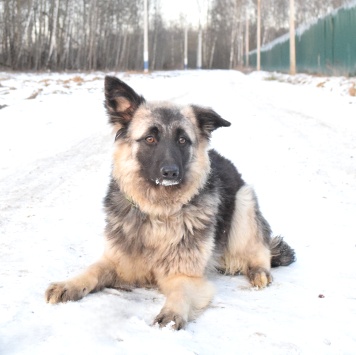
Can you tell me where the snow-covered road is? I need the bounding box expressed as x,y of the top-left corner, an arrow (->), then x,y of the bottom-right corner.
1,70 -> 355,354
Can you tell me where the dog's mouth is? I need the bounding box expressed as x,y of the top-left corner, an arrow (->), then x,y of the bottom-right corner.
154,178 -> 181,187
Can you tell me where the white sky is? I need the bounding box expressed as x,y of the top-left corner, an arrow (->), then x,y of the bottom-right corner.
158,0 -> 204,26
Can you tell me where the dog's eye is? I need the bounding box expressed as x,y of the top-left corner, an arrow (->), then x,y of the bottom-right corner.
178,137 -> 186,145
145,136 -> 156,144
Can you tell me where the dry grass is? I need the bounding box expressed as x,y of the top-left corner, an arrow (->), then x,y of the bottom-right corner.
26,88 -> 43,99
61,75 -> 84,85
348,83 -> 356,97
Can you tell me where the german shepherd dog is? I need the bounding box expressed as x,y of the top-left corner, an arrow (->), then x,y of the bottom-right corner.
45,76 -> 295,330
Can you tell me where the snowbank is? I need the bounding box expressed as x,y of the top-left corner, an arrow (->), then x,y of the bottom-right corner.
1,70 -> 355,354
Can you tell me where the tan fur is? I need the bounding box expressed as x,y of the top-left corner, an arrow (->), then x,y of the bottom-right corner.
46,257 -> 117,303
46,197 -> 217,325
156,275 -> 215,329
111,103 -> 211,216
220,185 -> 272,288
114,97 -> 132,113
125,103 -> 198,145
45,86 -> 285,329
105,192 -> 218,285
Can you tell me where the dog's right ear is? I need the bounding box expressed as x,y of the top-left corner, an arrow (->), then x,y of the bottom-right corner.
104,76 -> 145,127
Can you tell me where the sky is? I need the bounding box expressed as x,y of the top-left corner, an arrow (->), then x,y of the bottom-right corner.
159,0 -> 203,26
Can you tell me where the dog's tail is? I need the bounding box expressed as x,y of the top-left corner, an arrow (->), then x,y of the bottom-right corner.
270,236 -> 296,267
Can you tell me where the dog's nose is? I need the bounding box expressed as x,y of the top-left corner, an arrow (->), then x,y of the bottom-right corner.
160,164 -> 179,179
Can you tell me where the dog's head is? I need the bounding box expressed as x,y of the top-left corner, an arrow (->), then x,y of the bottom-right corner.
104,76 -> 230,214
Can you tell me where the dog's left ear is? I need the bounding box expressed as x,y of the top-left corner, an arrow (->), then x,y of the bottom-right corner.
104,76 -> 145,127
192,105 -> 231,137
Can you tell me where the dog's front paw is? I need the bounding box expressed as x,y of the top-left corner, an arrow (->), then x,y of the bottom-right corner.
248,267 -> 272,288
154,309 -> 186,330
45,281 -> 87,304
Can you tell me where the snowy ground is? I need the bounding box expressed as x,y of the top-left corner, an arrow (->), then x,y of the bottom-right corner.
0,70 -> 355,354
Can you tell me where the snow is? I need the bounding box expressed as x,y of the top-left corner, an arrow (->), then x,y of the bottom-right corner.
1,70 -> 356,354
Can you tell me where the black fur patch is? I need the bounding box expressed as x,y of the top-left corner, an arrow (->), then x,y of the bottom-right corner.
104,76 -> 145,126
191,105 -> 231,138
207,150 -> 245,249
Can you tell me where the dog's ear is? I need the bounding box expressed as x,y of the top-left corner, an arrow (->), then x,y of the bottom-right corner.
192,105 -> 231,137
104,76 -> 145,127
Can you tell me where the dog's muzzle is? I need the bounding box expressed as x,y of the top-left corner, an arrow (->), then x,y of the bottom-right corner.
155,163 -> 181,186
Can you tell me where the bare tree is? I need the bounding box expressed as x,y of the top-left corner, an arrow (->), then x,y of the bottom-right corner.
0,0 -> 351,71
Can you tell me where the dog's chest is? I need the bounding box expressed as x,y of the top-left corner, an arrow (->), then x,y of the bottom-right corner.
106,188 -> 219,280
133,205 -> 216,275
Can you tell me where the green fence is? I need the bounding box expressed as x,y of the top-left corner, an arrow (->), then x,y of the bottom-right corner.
248,3 -> 356,76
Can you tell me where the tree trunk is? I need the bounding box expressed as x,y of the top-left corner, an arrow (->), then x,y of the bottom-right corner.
289,0 -> 296,75
46,0 -> 60,69
257,0 -> 261,71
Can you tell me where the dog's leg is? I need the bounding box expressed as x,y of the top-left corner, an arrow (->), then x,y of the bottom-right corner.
154,275 -> 215,330
223,185 -> 273,288
45,256 -> 117,303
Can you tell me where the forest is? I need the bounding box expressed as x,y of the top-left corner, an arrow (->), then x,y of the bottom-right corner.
0,0 -> 351,71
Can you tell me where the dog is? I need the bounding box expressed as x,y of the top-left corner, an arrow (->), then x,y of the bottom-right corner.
45,76 -> 295,330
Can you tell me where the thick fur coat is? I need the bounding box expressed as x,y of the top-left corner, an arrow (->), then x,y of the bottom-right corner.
45,77 -> 295,330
